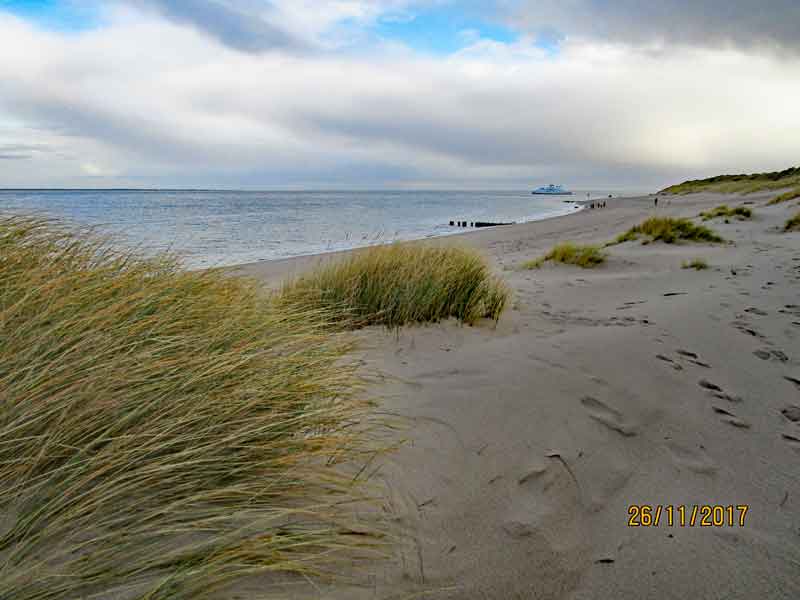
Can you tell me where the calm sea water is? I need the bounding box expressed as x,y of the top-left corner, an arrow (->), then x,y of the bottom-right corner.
0,189 -> 623,268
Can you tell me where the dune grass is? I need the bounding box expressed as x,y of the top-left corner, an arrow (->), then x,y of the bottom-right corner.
768,188 -> 800,205
785,212 -> 800,232
609,217 -> 724,245
699,205 -> 753,221
682,258 -> 709,270
0,215 -> 390,600
661,166 -> 800,195
523,242 -> 607,269
279,243 -> 509,328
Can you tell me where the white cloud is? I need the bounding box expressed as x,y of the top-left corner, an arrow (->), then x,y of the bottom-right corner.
124,0 -> 433,51
0,9 -> 798,188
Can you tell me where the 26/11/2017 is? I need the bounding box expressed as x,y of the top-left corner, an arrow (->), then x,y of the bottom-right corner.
628,505 -> 749,527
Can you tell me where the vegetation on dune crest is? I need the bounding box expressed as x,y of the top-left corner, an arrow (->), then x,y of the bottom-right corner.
523,242 -> 607,269
699,205 -> 752,221
609,217 -> 724,245
682,258 -> 709,270
768,188 -> 800,205
661,166 -> 800,195
785,212 -> 800,232
279,243 -> 509,328
0,215 -> 390,600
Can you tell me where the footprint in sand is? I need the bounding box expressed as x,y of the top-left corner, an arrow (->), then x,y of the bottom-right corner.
711,391 -> 744,403
580,396 -> 637,437
754,349 -> 789,362
675,349 -> 712,368
505,455 -> 582,539
712,405 -> 751,429
782,431 -> 800,451
666,441 -> 717,475
784,376 -> 800,390
782,406 -> 800,422
744,307 -> 769,316
699,379 -> 723,392
731,320 -> 765,338
700,380 -> 745,403
656,354 -> 683,370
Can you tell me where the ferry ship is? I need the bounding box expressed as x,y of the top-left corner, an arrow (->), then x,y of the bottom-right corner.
532,184 -> 573,195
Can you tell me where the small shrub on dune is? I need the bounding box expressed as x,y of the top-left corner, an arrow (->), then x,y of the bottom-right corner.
610,217 -> 723,245
280,243 -> 510,327
699,205 -> 752,221
785,212 -> 800,231
682,258 -> 709,270
0,215 -> 389,600
768,188 -> 800,205
524,242 -> 607,269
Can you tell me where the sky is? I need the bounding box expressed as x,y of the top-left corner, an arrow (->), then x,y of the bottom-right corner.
0,0 -> 798,190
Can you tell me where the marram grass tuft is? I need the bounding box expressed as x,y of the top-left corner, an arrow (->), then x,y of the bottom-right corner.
699,205 -> 752,221
767,188 -> 800,205
609,217 -> 723,245
523,242 -> 606,269
279,243 -> 510,328
0,215 -> 391,600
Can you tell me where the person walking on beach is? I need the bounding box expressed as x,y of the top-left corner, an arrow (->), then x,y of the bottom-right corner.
654,196 -> 659,208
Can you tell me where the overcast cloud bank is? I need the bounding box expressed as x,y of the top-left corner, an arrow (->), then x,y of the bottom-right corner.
0,1 -> 798,188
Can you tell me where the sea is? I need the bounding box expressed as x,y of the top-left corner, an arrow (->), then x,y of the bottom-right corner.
0,189 -> 635,269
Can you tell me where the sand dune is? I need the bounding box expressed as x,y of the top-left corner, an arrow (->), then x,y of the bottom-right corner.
238,191 -> 800,599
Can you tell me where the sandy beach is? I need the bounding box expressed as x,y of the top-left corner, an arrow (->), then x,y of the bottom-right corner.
236,191 -> 800,599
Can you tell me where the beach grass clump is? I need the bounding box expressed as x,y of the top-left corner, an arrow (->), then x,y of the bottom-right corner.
0,215 -> 389,600
279,243 -> 509,328
523,242 -> 607,269
699,205 -> 752,221
682,258 -> 709,270
661,166 -> 800,195
610,217 -> 724,245
785,211 -> 800,232
768,188 -> 800,205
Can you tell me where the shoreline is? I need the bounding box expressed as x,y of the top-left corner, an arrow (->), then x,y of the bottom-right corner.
231,194 -> 642,281
238,188 -> 800,599
228,198 -> 589,274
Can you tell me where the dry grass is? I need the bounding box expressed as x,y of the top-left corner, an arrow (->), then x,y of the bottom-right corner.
0,215 -> 391,600
609,217 -> 724,245
768,188 -> 800,205
699,205 -> 752,221
523,242 -> 607,269
682,258 -> 709,270
661,166 -> 800,195
279,243 -> 509,328
785,212 -> 800,232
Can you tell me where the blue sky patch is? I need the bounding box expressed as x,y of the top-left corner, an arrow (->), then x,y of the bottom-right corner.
374,6 -> 519,54
0,0 -> 100,31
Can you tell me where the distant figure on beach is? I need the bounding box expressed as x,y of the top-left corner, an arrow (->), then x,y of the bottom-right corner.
654,196 -> 659,208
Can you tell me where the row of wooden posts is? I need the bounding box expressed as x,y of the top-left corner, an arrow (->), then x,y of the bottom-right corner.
449,220 -> 514,228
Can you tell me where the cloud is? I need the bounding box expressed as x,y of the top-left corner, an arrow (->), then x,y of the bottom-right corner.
505,0 -> 800,52
124,0 -> 428,52
0,12 -> 798,188
128,0 -> 305,52
0,142 -> 52,160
